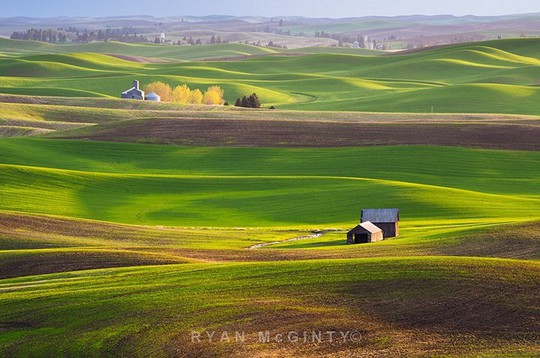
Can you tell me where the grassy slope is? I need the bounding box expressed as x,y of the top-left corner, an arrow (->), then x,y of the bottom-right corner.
1,258 -> 538,357
0,138 -> 538,356
0,38 -> 280,60
0,138 -> 538,228
0,38 -> 539,113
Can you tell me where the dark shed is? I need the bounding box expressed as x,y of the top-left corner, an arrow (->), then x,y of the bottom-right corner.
361,208 -> 400,238
347,221 -> 383,244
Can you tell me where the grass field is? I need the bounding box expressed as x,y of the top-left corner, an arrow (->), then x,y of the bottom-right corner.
0,38 -> 539,113
0,37 -> 539,357
1,257 -> 538,357
0,135 -> 538,356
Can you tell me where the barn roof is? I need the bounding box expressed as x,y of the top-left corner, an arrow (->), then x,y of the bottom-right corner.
359,221 -> 382,233
121,87 -> 144,95
361,208 -> 399,223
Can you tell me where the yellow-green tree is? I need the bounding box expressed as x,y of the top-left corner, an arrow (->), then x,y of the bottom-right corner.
190,89 -> 203,104
203,85 -> 225,105
172,84 -> 192,104
144,82 -> 172,102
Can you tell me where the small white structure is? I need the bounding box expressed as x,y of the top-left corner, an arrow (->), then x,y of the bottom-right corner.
364,35 -> 374,50
352,41 -> 360,48
145,92 -> 161,102
160,32 -> 166,44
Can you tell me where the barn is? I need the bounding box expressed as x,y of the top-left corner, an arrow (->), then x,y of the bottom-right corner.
347,221 -> 383,244
121,80 -> 145,100
361,208 -> 400,238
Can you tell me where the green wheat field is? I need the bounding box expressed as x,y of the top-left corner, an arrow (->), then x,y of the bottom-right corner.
0,37 -> 539,357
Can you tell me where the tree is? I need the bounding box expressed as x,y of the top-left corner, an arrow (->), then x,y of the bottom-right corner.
235,98 -> 242,107
248,93 -> 261,108
144,82 -> 172,102
358,35 -> 365,48
203,86 -> 225,105
241,96 -> 249,107
190,89 -> 203,104
172,84 -> 192,104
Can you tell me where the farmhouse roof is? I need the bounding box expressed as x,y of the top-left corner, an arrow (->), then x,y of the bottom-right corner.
359,221 -> 382,234
361,209 -> 399,223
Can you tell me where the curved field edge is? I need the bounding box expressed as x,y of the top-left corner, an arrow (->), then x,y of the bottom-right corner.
0,257 -> 538,357
1,209 -> 539,278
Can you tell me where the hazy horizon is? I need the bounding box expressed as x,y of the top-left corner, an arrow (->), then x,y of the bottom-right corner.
2,0 -> 539,18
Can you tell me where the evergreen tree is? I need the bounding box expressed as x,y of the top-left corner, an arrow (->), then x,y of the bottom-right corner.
241,96 -> 249,107
248,93 -> 261,108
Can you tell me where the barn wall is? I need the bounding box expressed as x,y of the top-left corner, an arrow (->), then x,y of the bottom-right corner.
371,231 -> 384,242
347,232 -> 354,244
374,222 -> 398,238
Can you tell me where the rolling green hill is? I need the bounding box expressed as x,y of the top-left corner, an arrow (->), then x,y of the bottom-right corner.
0,38 -> 281,60
0,38 -> 538,114
0,138 -> 538,227
1,255 -> 538,357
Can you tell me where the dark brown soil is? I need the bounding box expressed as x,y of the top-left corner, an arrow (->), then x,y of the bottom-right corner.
58,117 -> 540,150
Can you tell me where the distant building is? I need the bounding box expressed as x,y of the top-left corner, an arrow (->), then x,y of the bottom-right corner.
160,32 -> 166,44
145,92 -> 161,102
347,221 -> 383,244
121,80 -> 144,100
352,41 -> 360,48
361,208 -> 400,238
364,35 -> 374,50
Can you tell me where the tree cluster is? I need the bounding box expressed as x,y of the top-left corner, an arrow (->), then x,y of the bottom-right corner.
10,27 -> 148,44
240,40 -> 287,49
10,29 -> 68,43
143,82 -> 225,105
234,93 -> 261,109
179,37 -> 203,46
73,28 -> 147,43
